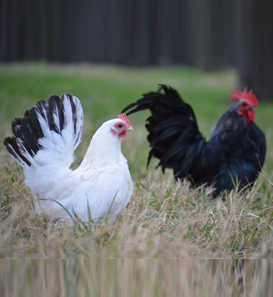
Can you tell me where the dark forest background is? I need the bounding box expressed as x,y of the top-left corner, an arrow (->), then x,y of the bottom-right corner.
1,0 -> 273,100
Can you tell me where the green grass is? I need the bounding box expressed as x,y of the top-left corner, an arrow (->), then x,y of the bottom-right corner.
0,63 -> 273,265
0,62 -> 237,127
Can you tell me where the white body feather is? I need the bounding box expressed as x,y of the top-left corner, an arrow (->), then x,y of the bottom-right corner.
14,95 -> 133,223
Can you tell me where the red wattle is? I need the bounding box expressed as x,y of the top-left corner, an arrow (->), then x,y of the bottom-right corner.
244,109 -> 256,123
118,131 -> 127,138
236,109 -> 256,123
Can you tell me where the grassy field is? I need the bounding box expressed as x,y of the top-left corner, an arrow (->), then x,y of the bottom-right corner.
0,62 -> 273,266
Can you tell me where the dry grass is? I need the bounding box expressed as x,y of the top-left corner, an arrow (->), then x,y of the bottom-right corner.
1,260 -> 273,296
1,143 -> 273,259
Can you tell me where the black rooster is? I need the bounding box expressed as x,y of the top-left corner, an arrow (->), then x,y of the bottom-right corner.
122,85 -> 266,195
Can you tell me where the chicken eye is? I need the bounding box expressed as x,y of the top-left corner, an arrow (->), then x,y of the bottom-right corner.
118,124 -> 123,128
242,102 -> 247,107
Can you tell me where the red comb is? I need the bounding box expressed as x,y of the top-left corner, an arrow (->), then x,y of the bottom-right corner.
118,113 -> 131,126
230,87 -> 258,106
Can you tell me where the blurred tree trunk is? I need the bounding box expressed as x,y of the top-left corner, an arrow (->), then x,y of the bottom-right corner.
237,1 -> 273,100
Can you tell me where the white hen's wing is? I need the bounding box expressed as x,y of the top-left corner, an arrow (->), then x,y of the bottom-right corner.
73,163 -> 133,222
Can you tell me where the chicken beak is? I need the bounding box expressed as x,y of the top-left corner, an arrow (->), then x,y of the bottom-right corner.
127,126 -> 134,132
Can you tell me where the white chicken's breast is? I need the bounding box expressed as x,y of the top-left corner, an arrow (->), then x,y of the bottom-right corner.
3,94 -> 133,223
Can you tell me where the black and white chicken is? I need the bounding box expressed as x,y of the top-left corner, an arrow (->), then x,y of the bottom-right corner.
4,94 -> 133,222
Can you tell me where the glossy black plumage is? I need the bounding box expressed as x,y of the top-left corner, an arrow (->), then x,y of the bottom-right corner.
122,85 -> 266,196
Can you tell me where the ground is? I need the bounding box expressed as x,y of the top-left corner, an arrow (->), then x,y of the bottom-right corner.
0,63 -> 273,264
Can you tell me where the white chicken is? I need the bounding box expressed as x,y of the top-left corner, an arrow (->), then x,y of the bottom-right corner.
3,94 -> 133,223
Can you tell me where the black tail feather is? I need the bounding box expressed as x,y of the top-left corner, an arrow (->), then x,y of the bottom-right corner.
122,84 -> 206,177
47,95 -> 65,133
3,136 -> 31,167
